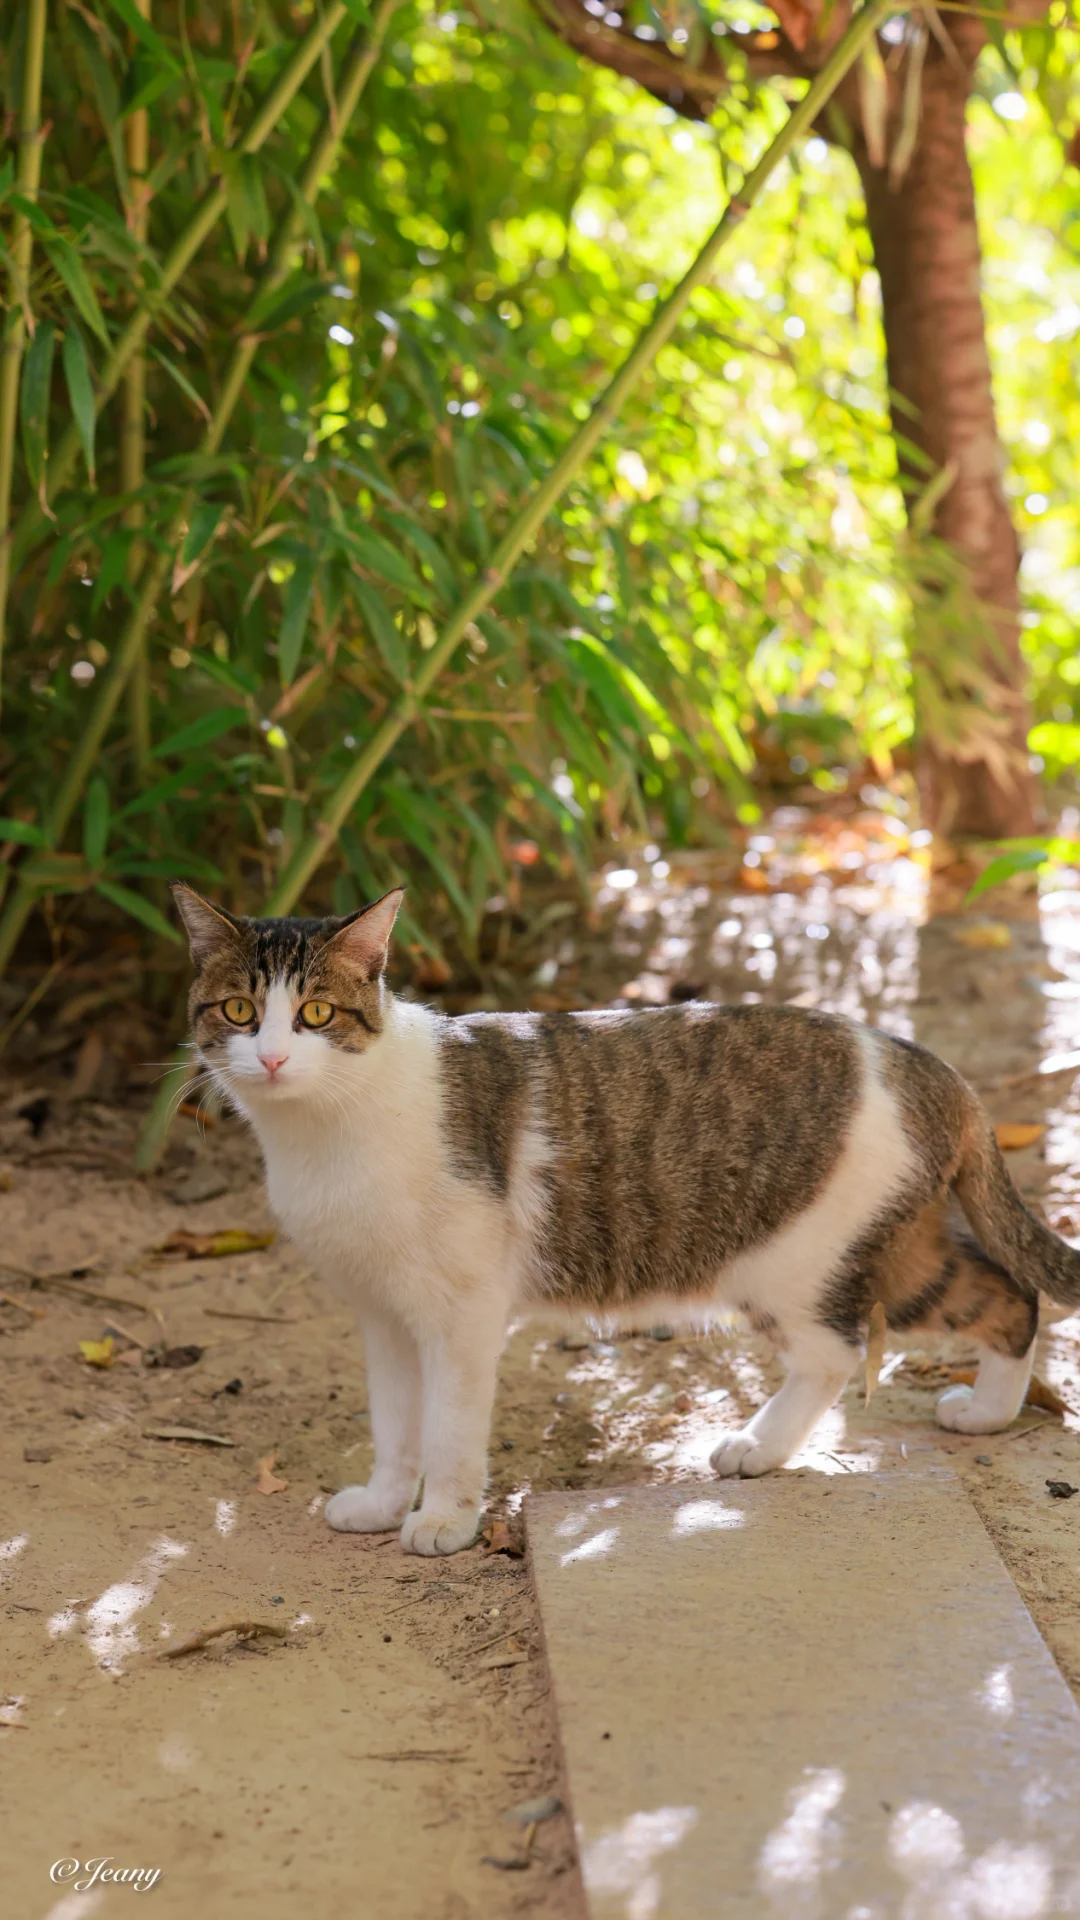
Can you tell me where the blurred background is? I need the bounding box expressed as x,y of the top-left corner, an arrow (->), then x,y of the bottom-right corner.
1,0 -> 1079,1140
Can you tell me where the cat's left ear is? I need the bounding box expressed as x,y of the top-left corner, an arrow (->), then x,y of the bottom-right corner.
323,886 -> 404,979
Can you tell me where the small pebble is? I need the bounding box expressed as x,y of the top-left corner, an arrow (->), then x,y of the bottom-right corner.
556,1333 -> 591,1352
23,1446 -> 52,1464
974,1454 -> 992,1466
383,1633 -> 392,1643
554,1392 -> 576,1406
505,1793 -> 562,1828
500,1438 -> 514,1451
270,1596 -> 285,1605
1046,1480 -> 1079,1500
649,1325 -> 674,1342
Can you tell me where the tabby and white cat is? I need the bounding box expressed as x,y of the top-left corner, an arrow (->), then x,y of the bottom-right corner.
174,882 -> 1080,1555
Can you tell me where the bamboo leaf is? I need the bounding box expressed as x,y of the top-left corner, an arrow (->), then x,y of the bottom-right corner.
279,553 -> 317,684
95,878 -> 184,942
352,579 -> 409,683
344,526 -> 430,600
889,22 -> 928,190
152,707 -> 242,759
41,234 -> 110,346
20,320 -> 56,495
149,346 -> 210,421
61,323 -> 96,485
172,501 -> 226,594
965,848 -> 1050,903
858,38 -> 889,171
103,0 -> 183,73
0,818 -> 49,847
83,777 -> 111,869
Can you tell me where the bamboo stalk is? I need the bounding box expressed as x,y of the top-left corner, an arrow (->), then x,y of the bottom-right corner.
268,0 -> 898,913
127,0 -> 898,1172
0,1 -> 400,987
0,0 -> 48,723
5,0 -> 350,584
123,0 -> 153,777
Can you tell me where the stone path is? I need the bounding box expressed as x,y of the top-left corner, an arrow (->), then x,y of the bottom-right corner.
528,1468 -> 1080,1918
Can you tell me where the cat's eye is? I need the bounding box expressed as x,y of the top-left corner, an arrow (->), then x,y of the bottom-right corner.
222,996 -> 256,1026
299,1000 -> 334,1029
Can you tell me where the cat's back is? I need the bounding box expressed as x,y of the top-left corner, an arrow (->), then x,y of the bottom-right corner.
438,998 -> 866,1186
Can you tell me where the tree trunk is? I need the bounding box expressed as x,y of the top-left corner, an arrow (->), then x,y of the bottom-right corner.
855,50 -> 1038,839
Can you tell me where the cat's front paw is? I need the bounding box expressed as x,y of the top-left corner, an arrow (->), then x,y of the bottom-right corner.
325,1483 -> 411,1533
935,1384 -> 1010,1435
400,1505 -> 481,1557
710,1430 -> 774,1478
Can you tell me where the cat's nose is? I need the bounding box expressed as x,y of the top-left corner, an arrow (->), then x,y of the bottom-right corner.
258,1051 -> 289,1076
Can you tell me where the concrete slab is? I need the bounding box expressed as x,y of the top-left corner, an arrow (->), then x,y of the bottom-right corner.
528,1469 -> 1080,1919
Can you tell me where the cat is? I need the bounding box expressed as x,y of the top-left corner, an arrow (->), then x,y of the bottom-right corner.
173,881 -> 1080,1555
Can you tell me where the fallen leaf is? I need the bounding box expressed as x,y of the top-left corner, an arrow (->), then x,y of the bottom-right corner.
144,1425 -> 235,1446
995,1123 -> 1045,1151
256,1451 -> 288,1495
69,1030 -> 105,1099
480,1648 -> 529,1671
953,921 -> 1012,949
155,1228 -> 275,1260
482,1519 -> 524,1558
864,1301 -> 887,1406
162,1618 -> 287,1659
1026,1374 -> 1072,1415
78,1335 -> 115,1369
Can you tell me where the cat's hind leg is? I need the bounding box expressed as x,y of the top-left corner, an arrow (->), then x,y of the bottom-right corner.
886,1216 -> 1039,1436
326,1305 -> 422,1532
936,1346 -> 1035,1433
710,1323 -> 857,1477
933,1251 -> 1037,1433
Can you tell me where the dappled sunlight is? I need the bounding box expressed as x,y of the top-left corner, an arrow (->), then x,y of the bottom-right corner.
789,1404 -> 882,1476
214,1499 -> 237,1537
976,1665 -> 1015,1723
889,1802 -> 1055,1919
0,1534 -> 29,1586
581,1805 -> 699,1920
43,1895 -> 106,1920
758,1766 -> 846,1900
83,1537 -> 188,1672
670,1498 -> 745,1536
560,1526 -> 619,1568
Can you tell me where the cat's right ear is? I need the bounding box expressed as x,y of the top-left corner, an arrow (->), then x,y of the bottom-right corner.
171,883 -> 243,965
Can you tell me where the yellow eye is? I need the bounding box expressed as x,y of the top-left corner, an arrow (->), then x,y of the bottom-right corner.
222,997 -> 256,1026
299,1000 -> 334,1029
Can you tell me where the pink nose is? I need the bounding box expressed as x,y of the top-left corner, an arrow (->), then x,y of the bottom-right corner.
258,1052 -> 288,1076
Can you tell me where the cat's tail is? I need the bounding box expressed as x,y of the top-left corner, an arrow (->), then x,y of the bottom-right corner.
954,1098 -> 1080,1306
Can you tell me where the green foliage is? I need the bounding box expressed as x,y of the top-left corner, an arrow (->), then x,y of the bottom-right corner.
1,0 -> 1079,960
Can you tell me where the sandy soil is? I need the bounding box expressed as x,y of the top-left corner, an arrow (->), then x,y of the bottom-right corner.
4,811 -> 1080,1919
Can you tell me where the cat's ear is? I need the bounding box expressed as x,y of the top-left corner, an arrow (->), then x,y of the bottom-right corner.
323,886 -> 404,979
171,883 -> 244,965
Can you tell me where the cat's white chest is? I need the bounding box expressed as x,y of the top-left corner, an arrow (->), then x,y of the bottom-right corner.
260,1104 -> 425,1292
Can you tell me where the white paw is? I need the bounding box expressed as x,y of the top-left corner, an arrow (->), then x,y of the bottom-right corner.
325,1484 -> 410,1533
935,1385 -> 1011,1435
400,1506 -> 481,1557
710,1430 -> 775,1478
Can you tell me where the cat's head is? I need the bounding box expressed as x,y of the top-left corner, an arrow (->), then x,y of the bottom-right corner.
172,884 -> 404,1109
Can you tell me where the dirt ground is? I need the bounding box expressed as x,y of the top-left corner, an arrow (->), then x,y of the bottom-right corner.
4,804 -> 1080,1919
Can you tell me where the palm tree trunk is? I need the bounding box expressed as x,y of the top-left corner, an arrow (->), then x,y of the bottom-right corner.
855,45 -> 1037,838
